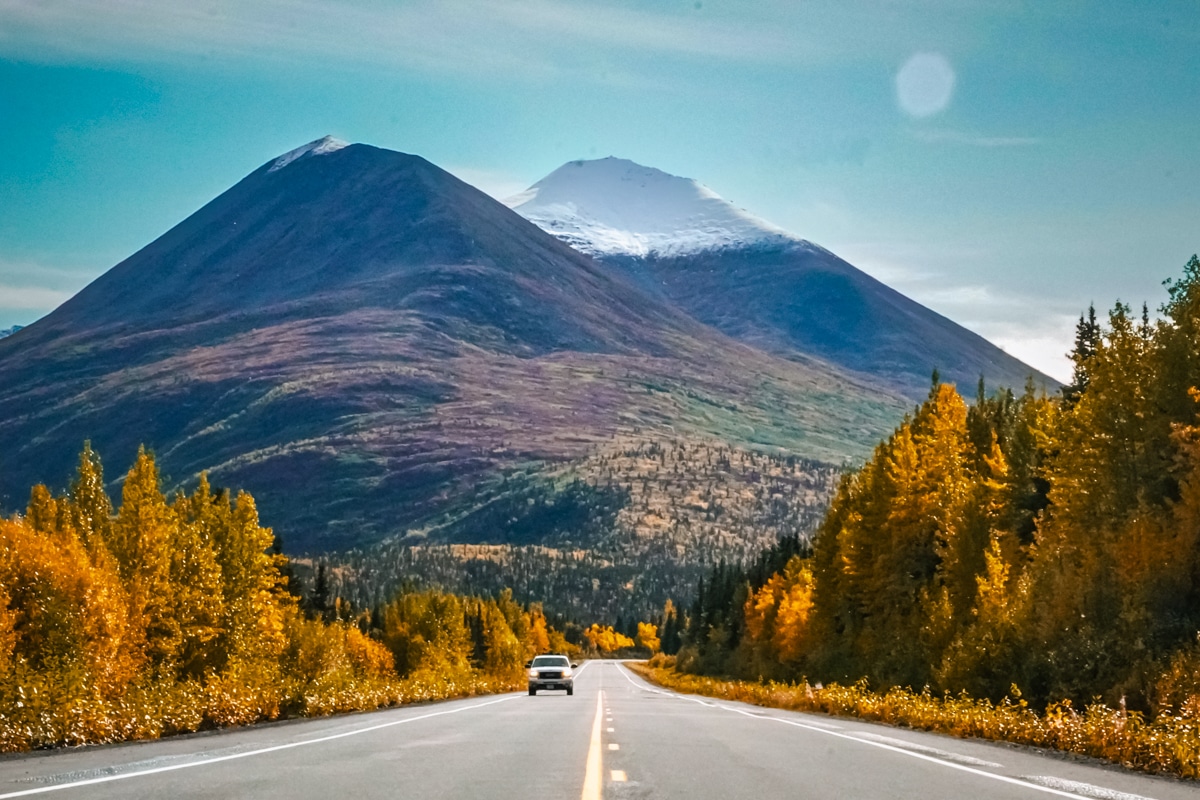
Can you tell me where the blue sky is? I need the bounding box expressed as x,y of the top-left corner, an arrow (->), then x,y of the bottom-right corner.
2,1 -> 1198,381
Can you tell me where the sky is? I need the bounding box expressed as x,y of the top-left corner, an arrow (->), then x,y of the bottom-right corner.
1,1 -> 1198,382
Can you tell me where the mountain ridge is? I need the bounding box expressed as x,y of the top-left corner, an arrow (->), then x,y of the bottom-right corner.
0,139 -> 910,557
510,156 -> 1055,399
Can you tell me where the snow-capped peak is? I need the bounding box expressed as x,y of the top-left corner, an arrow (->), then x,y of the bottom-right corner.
505,156 -> 797,258
268,136 -> 349,173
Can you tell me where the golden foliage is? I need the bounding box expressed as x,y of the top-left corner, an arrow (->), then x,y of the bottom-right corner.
0,444 -> 545,752
743,555 -> 814,672
584,624 -> 635,653
633,660 -> 1200,780
636,622 -> 660,654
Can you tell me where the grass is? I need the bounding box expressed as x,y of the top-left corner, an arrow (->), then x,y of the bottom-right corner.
629,656 -> 1200,781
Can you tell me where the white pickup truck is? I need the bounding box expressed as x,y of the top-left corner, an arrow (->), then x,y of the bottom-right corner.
526,655 -> 577,695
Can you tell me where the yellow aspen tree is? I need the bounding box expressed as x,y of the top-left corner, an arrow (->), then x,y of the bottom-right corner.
744,579 -> 778,653
934,531 -> 1028,696
922,430 -> 1010,672
483,602 -> 523,677
216,491 -> 288,668
0,517 -> 137,747
495,589 -> 530,651
636,622 -> 660,654
526,605 -> 551,656
25,485 -> 59,535
771,560 -> 815,667
169,476 -> 226,678
343,625 -> 395,680
111,447 -> 179,668
0,585 -> 15,681
68,442 -> 113,554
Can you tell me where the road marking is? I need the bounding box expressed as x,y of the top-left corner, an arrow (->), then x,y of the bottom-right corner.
615,665 -> 1137,800
851,731 -> 1003,767
1020,777 -> 1157,800
611,770 -> 627,782
580,690 -> 605,800
607,727 -> 614,733
608,743 -> 620,751
0,694 -> 522,799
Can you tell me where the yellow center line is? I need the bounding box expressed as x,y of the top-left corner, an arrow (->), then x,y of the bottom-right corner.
580,689 -> 605,800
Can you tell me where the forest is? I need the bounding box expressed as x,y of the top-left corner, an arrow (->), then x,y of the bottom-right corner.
0,445 -> 576,751
321,441 -> 841,624
676,256 -> 1200,722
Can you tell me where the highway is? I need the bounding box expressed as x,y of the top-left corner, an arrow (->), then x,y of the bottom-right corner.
0,661 -> 1195,799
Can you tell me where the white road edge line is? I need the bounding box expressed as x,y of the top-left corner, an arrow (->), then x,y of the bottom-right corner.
580,689 -> 605,800
614,664 -> 1147,800
0,694 -> 523,799
4,661 -> 600,799
1020,776 -> 1157,800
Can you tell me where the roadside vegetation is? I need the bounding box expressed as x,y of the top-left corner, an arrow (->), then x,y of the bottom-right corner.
0,445 -> 565,752
660,256 -> 1200,777
631,656 -> 1200,779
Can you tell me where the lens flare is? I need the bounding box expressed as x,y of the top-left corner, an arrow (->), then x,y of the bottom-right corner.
896,52 -> 956,117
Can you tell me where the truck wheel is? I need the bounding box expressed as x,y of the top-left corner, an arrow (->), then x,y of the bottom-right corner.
567,686 -> 574,696
529,687 -> 537,696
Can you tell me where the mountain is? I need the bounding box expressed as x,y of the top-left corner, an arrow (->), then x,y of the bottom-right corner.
0,138 -> 910,560
509,157 -> 1054,399
0,326 -> 22,339
506,156 -> 794,258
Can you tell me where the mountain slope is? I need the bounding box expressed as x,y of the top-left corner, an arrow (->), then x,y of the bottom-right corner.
509,157 -> 1055,399
0,139 -> 909,554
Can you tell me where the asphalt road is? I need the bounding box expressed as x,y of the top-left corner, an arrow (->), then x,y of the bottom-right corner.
0,661 -> 1196,799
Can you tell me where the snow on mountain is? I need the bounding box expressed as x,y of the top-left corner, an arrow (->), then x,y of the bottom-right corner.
506,157 -> 797,258
268,135 -> 349,173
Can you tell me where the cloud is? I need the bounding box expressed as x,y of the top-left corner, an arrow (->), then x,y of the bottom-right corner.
914,285 -> 1077,383
0,258 -> 94,322
910,284 -> 1076,383
0,0 -> 1010,82
446,166 -> 533,202
912,129 -> 1042,147
0,284 -> 73,311
0,0 -> 808,79
826,241 -> 1076,383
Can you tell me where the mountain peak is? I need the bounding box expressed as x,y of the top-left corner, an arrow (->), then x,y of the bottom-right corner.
506,156 -> 796,257
268,135 -> 350,173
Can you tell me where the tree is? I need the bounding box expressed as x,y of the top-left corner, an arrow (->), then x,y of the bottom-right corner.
170,475 -> 226,677
636,622 -> 660,654
67,441 -> 113,554
111,447 -> 178,667
1063,304 -> 1101,406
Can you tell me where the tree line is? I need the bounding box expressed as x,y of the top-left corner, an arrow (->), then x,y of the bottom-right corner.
0,445 -> 569,751
678,256 -> 1200,717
